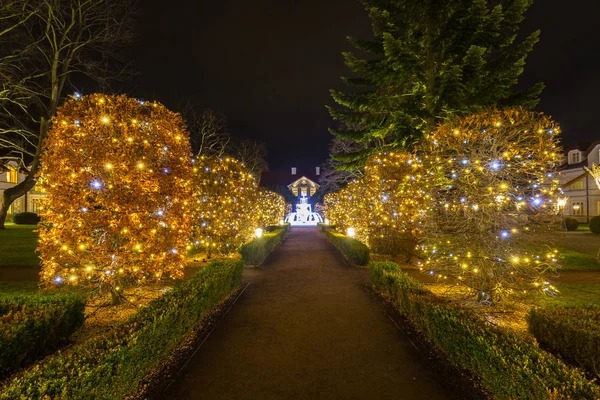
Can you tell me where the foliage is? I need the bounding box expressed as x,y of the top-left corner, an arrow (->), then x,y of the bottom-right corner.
192,155 -> 258,257
528,306 -> 600,377
417,109 -> 563,302
589,216 -> 600,234
0,0 -> 136,228
256,189 -> 286,227
323,180 -> 370,244
37,94 -> 194,290
370,261 -> 600,400
564,217 -> 580,231
324,230 -> 370,266
328,0 -> 543,170
0,260 -> 243,400
363,151 -> 425,257
0,224 -> 39,267
0,294 -> 85,377
240,226 -> 289,265
10,212 -> 40,225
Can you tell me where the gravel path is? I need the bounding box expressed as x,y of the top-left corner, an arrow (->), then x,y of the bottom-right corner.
163,228 -> 450,400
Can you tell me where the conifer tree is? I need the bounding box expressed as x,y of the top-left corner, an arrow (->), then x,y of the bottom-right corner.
328,0 -> 543,170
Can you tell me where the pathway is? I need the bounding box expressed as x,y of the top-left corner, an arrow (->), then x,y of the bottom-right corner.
163,228 -> 450,400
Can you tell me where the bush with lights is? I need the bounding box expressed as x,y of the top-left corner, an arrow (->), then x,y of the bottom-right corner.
323,180 -> 370,244
38,94 -> 194,298
416,108 -> 562,302
192,156 -> 259,257
363,151 -> 427,257
256,188 -> 286,227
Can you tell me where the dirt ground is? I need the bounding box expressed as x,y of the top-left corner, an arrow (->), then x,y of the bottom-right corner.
163,228 -> 451,400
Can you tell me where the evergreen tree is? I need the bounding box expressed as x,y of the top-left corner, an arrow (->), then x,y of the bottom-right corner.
328,0 -> 543,170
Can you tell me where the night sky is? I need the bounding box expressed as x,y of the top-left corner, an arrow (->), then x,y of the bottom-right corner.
127,0 -> 600,170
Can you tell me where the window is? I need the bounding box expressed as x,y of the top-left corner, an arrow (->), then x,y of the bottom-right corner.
291,167 -> 297,175
570,152 -> 581,164
571,202 -> 584,216
571,180 -> 584,190
6,167 -> 18,184
31,198 -> 42,213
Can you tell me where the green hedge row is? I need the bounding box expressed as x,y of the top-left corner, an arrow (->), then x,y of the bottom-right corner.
0,294 -> 85,378
370,261 -> 600,400
324,230 -> 370,266
10,212 -> 40,225
0,260 -> 243,399
528,306 -> 600,377
240,225 -> 289,265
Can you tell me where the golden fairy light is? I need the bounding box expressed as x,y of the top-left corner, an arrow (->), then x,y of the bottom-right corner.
38,94 -> 194,291
256,188 -> 286,227
191,155 -> 259,257
417,108 -> 563,302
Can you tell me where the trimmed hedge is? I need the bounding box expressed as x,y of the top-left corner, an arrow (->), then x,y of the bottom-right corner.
590,216 -> 600,234
528,306 -> 600,377
324,230 -> 370,266
0,294 -> 85,377
0,260 -> 243,399
370,261 -> 600,399
564,217 -> 579,231
10,212 -> 40,225
240,226 -> 289,265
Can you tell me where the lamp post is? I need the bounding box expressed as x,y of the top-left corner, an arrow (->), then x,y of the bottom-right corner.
557,197 -> 567,230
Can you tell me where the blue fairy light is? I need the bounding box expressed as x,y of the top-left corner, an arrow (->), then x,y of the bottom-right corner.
90,179 -> 104,190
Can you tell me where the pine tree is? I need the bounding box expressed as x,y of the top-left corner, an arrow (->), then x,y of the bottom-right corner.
328,0 -> 543,170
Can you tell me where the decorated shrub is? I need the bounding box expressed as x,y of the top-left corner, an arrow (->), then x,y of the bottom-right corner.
37,94 -> 194,295
192,156 -> 258,257
256,188 -> 286,227
417,108 -> 563,302
564,217 -> 579,231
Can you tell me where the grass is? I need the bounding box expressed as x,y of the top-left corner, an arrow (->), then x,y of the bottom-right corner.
559,249 -> 599,271
0,223 -> 39,267
536,284 -> 600,307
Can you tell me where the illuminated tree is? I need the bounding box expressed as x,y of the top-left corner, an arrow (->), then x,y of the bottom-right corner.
323,180 -> 370,244
256,189 -> 285,227
417,108 -> 562,303
364,152 -> 427,258
38,94 -> 194,301
192,156 -> 258,257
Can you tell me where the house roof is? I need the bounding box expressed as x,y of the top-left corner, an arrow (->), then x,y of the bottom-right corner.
287,176 -> 320,190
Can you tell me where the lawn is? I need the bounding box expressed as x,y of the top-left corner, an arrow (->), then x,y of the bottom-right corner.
0,223 -> 39,267
559,249 -> 599,271
536,283 -> 600,307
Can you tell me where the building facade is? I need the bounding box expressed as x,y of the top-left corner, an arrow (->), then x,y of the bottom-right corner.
0,162 -> 46,218
559,142 -> 600,222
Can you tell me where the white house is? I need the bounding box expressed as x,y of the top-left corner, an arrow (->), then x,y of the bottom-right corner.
0,162 -> 46,218
559,142 -> 600,223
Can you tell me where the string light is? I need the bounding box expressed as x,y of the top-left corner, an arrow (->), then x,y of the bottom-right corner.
38,94 -> 194,289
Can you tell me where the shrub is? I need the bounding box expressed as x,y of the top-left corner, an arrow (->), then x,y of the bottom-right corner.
324,230 -> 370,266
0,260 -> 243,399
590,216 -> 600,234
0,294 -> 85,377
10,212 -> 40,225
240,226 -> 289,265
370,261 -> 600,399
528,306 -> 600,377
564,217 -> 580,231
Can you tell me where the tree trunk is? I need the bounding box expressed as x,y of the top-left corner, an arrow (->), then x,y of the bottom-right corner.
0,178 -> 36,229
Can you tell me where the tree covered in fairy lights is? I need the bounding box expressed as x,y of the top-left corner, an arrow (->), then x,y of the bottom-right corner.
417,108 -> 563,302
192,155 -> 259,257
323,180 -> 370,244
256,188 -> 286,227
38,94 -> 194,298
363,151 -> 427,257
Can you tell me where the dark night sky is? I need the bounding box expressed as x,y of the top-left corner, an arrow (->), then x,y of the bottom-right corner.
126,0 -> 600,170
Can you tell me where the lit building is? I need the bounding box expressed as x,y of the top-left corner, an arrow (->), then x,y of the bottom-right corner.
0,161 -> 46,219
559,142 -> 600,222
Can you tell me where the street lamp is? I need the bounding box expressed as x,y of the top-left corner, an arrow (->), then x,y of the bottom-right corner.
557,197 -> 567,230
